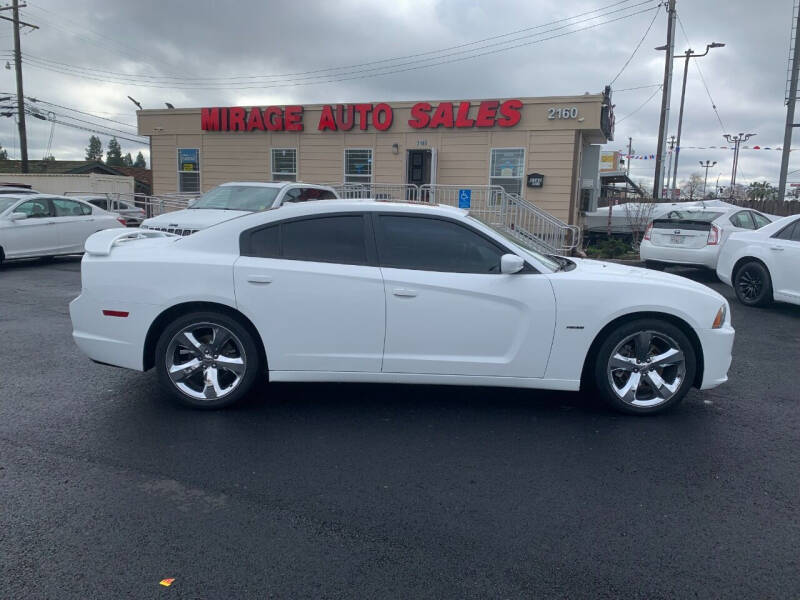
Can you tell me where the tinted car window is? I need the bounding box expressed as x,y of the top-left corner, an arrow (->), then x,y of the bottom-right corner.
88,198 -> 108,210
751,212 -> 771,228
191,186 -> 280,211
52,198 -> 91,216
774,220 -> 800,241
248,224 -> 280,258
283,187 -> 338,203
376,215 -> 504,273
281,216 -> 367,264
16,199 -> 54,218
730,211 -> 755,229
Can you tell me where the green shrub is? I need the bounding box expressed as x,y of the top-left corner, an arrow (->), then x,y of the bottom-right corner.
585,238 -> 633,259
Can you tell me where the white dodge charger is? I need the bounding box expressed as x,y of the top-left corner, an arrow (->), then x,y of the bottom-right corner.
70,201 -> 734,414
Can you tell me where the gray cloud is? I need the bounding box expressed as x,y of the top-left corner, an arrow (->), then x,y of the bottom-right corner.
0,0 -> 794,189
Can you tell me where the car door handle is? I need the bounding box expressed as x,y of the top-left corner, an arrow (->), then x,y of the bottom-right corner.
246,275 -> 273,284
392,287 -> 418,297
770,246 -> 785,251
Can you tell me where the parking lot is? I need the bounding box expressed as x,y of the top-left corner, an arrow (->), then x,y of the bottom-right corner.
1,256 -> 798,598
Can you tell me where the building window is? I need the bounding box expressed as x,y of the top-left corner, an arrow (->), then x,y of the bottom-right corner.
344,148 -> 372,184
271,148 -> 297,182
490,148 -> 525,196
177,148 -> 200,193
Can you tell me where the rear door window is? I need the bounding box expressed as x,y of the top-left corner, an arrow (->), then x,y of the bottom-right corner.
774,220 -> 800,241
751,212 -> 771,229
52,198 -> 92,216
729,211 -> 755,229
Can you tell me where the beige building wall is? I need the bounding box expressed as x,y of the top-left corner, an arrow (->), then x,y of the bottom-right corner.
139,95 -> 609,225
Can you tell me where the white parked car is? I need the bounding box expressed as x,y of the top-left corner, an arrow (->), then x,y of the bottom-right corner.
70,201 -> 734,415
140,181 -> 339,236
640,207 -> 772,270
78,196 -> 146,226
716,214 -> 800,307
0,194 -> 124,265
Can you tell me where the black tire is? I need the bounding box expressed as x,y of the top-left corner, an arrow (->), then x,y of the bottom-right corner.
644,260 -> 666,271
155,310 -> 263,409
733,261 -> 773,307
593,318 -> 697,415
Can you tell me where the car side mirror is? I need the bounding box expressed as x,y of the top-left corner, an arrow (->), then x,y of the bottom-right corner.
500,253 -> 525,274
8,212 -> 27,221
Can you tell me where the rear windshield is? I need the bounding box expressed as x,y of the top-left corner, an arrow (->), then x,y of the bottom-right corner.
663,211 -> 723,222
191,186 -> 280,211
0,197 -> 20,213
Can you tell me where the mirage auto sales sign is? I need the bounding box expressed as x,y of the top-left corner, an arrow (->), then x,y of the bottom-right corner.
200,100 -> 523,132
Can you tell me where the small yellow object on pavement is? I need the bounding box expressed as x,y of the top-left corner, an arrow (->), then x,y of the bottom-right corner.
159,578 -> 175,587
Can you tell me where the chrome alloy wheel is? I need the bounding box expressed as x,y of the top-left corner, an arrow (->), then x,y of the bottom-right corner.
606,330 -> 687,408
165,322 -> 246,401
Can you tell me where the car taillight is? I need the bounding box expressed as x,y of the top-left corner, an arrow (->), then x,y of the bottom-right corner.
643,223 -> 653,241
117,217 -> 127,226
707,225 -> 720,245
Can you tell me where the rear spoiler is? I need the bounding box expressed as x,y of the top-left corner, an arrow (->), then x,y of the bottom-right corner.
85,229 -> 179,256
651,219 -> 713,230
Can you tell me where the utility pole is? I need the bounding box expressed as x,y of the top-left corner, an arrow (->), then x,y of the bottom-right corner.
669,43 -> 726,194
625,136 -> 632,198
653,0 -> 676,202
724,133 -> 755,199
665,135 -> 676,198
778,0 -> 800,202
699,160 -> 717,198
1,1 -> 37,172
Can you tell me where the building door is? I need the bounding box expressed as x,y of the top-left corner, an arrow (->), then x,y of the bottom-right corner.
407,149 -> 432,187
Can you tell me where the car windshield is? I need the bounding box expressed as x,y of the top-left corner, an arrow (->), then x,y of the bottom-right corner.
466,215 -> 561,271
190,185 -> 280,211
664,210 -> 724,222
0,197 -> 21,213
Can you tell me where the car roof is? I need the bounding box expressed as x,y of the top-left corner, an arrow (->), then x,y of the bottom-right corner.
218,181 -> 335,189
259,199 -> 467,220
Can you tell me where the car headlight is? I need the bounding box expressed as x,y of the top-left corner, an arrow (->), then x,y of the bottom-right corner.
712,304 -> 727,329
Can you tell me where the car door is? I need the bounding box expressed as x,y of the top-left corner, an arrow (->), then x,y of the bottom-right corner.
50,198 -> 98,253
374,213 -> 556,378
1,198 -> 58,258
234,212 -> 386,373
769,218 -> 800,301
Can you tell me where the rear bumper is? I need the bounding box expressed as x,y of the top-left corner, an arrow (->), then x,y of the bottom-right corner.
640,241 -> 720,268
697,324 -> 735,389
69,293 -> 158,371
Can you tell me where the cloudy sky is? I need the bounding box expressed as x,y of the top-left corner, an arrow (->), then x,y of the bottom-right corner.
0,0 -> 794,190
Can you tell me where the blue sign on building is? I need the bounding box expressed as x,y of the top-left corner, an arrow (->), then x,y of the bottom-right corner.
458,189 -> 471,209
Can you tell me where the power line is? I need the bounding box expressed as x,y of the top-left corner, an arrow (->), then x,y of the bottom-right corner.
616,84 -> 663,122
23,0 -> 652,84
1,91 -> 138,129
609,2 -> 662,85
614,83 -> 662,91
5,5 -> 661,90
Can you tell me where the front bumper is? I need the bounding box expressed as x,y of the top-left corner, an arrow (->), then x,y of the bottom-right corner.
697,323 -> 735,389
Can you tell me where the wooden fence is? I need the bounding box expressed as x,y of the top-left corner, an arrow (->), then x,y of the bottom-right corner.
729,198 -> 800,216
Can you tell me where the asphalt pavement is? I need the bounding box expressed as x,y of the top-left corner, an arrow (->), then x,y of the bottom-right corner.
1,256 -> 799,599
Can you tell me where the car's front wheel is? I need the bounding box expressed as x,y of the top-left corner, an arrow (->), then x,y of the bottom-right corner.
733,261 -> 773,307
593,318 -> 697,415
155,311 -> 262,409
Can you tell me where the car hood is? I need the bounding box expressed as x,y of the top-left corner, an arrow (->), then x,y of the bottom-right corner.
141,208 -> 251,229
564,257 -> 725,300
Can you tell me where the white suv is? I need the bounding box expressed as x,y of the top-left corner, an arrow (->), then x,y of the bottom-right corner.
141,181 -> 339,235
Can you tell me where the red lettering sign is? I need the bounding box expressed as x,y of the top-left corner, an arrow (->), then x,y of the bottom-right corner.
229,107 -> 246,131
408,102 -> 432,129
475,101 -> 499,127
429,102 -> 454,128
373,103 -> 393,131
497,99 -> 522,127
454,102 -> 474,128
336,104 -> 355,131
246,107 -> 265,131
264,107 -> 283,131
318,105 -> 336,131
354,104 -> 372,131
284,106 -> 303,131
201,107 -> 220,130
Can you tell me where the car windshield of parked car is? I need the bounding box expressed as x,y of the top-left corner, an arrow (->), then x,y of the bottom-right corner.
190,186 -> 280,211
466,215 -> 561,272
665,211 -> 724,221
0,197 -> 22,213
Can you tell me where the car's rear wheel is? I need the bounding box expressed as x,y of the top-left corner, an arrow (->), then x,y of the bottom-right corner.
734,261 -> 773,307
155,311 -> 262,409
593,319 -> 696,415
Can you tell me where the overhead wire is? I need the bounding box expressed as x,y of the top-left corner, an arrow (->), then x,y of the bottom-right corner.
608,2 -> 662,85
616,84 -> 662,122
4,4 -> 662,90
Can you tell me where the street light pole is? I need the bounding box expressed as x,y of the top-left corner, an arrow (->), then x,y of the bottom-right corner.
670,43 -> 726,194
699,160 -> 717,198
723,133 -> 755,198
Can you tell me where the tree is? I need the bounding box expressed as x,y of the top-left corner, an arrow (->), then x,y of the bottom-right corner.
42,154 -> 55,161
680,173 -> 704,200
106,137 -> 123,166
0,144 -> 8,160
747,181 -> 777,201
133,151 -> 146,168
122,152 -> 133,167
85,135 -> 103,162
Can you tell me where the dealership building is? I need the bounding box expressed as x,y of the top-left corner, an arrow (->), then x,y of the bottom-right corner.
137,90 -> 613,225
